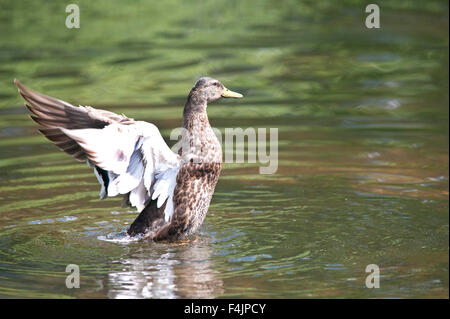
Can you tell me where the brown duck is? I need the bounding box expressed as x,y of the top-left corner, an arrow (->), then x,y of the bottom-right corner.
14,77 -> 243,241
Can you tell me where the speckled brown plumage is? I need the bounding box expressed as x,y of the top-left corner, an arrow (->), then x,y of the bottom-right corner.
153,162 -> 222,241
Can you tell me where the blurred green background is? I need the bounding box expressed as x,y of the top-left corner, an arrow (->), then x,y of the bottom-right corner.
0,0 -> 448,298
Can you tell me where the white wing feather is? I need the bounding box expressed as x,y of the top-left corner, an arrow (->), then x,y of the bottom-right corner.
61,121 -> 181,220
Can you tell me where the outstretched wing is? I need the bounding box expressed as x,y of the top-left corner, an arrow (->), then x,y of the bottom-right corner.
14,79 -> 134,161
15,80 -> 182,220
62,122 -> 182,220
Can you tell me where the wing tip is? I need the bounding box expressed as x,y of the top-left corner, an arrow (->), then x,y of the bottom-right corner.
14,78 -> 25,93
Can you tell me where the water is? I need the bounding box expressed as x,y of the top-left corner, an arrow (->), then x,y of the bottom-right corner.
0,0 -> 448,298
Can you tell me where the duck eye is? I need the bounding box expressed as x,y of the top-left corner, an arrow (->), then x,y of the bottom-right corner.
212,82 -> 219,87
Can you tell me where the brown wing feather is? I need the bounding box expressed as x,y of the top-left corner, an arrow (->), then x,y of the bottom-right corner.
14,79 -> 134,161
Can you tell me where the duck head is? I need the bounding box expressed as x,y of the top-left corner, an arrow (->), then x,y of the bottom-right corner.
186,77 -> 243,110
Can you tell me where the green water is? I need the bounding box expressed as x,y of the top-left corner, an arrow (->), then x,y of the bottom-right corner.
0,0 -> 448,298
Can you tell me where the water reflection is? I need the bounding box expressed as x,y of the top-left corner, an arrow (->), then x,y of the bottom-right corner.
107,239 -> 223,299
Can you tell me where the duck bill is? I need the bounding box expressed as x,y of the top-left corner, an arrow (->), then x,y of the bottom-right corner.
222,87 -> 243,98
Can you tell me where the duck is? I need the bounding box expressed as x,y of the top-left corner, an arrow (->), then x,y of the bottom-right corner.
14,77 -> 243,241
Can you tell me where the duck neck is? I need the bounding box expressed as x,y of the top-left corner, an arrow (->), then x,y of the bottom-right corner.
184,92 -> 207,114
180,99 -> 222,164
